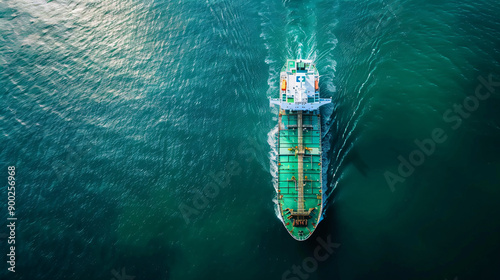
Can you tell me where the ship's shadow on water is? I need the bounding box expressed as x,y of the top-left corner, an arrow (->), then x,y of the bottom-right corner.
343,149 -> 369,177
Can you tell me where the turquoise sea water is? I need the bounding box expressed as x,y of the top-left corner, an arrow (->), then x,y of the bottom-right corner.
1,0 -> 500,279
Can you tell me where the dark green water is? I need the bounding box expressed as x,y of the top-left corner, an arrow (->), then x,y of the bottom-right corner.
1,0 -> 500,279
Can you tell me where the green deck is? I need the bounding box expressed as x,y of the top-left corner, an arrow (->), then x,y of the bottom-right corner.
276,110 -> 323,240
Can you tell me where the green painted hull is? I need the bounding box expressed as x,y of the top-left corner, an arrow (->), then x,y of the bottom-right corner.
276,110 -> 323,241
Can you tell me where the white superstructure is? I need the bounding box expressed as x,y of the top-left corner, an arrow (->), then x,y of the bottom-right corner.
270,59 -> 331,111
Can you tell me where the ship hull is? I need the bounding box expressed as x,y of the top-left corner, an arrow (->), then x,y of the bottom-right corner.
271,59 -> 330,241
276,110 -> 324,241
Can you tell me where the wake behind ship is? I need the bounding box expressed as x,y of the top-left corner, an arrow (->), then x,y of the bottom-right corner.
270,59 -> 331,241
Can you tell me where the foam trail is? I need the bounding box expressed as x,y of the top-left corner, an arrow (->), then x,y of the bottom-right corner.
268,124 -> 279,193
322,74 -> 381,214
262,0 -> 341,222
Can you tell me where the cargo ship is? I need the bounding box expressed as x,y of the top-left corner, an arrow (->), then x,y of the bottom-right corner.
270,59 -> 331,241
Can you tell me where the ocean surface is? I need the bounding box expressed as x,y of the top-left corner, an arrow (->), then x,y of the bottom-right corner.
1,0 -> 500,279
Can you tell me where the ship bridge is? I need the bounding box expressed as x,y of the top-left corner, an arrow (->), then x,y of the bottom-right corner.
269,59 -> 331,111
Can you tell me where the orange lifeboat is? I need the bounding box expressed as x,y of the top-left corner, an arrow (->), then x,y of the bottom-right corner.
281,79 -> 287,91
315,80 -> 318,91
